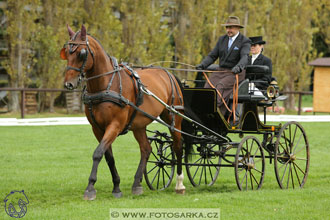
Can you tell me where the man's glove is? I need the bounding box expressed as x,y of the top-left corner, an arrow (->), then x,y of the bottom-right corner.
232,66 -> 241,74
196,64 -> 204,70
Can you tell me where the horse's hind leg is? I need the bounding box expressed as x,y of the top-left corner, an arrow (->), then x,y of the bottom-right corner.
131,128 -> 152,195
171,130 -> 185,194
104,147 -> 122,198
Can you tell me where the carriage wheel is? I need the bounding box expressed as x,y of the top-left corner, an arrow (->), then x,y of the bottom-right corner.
185,142 -> 221,186
144,132 -> 175,190
274,121 -> 310,189
235,136 -> 265,191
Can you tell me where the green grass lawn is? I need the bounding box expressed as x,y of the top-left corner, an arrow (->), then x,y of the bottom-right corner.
1,122 -> 330,219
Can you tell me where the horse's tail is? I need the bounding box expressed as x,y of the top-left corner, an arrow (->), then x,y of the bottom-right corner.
172,74 -> 202,158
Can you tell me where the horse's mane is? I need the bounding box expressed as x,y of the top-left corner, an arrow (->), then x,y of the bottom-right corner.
87,34 -> 113,60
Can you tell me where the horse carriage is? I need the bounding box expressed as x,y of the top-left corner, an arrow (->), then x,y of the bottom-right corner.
61,25 -> 310,199
144,64 -> 310,191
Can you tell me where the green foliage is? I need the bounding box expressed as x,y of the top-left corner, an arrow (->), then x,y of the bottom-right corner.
1,0 -> 326,111
3,0 -> 40,87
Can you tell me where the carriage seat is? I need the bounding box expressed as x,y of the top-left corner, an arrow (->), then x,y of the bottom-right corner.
230,79 -> 267,103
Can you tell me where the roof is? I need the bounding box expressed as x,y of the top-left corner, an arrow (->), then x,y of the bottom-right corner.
308,58 -> 330,67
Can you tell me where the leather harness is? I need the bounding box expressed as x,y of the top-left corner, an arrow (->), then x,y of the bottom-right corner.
64,34 -> 183,135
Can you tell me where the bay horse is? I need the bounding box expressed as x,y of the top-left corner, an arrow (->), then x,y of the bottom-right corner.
60,24 -> 185,200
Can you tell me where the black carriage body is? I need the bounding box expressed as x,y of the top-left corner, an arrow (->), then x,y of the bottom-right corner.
182,86 -> 278,136
182,88 -> 228,136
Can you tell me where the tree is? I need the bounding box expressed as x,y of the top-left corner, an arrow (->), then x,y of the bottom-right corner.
3,0 -> 40,111
113,0 -> 172,65
264,0 -> 318,110
34,0 -> 77,112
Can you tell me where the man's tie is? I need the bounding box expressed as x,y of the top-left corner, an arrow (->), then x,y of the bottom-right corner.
228,37 -> 233,50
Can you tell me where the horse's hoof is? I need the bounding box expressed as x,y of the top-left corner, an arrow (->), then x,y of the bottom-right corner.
84,189 -> 96,200
175,189 -> 185,194
132,186 -> 143,195
112,191 -> 123,198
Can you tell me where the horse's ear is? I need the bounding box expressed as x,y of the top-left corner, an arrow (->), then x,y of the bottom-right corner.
81,24 -> 86,41
67,24 -> 75,38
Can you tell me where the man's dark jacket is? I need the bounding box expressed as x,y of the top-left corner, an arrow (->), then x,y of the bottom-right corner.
200,33 -> 251,71
248,53 -> 272,90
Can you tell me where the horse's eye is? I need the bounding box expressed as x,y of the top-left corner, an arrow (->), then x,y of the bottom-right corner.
78,48 -> 87,61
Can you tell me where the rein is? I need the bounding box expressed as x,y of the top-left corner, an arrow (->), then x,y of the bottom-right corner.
83,68 -> 121,81
133,65 -> 226,73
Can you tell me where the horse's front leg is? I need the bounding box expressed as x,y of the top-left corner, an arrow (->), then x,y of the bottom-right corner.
104,147 -> 122,198
84,126 -> 119,200
132,129 -> 152,195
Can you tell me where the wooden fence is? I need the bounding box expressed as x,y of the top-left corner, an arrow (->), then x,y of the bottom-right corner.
0,88 -> 82,118
0,87 -> 314,118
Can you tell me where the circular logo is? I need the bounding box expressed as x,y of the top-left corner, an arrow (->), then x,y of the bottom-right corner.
4,190 -> 29,218
111,211 -> 120,218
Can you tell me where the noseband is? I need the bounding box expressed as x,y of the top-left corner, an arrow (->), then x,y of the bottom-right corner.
64,35 -> 95,84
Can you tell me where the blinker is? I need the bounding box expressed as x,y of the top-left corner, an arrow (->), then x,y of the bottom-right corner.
60,48 -> 67,60
79,48 -> 87,61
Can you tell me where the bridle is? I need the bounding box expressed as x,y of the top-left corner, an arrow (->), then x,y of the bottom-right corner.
62,34 -> 121,85
62,33 -> 95,84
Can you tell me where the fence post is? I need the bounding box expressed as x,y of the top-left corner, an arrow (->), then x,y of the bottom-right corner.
21,90 -> 25,118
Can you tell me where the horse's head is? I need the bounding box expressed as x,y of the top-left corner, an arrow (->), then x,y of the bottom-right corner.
61,24 -> 94,90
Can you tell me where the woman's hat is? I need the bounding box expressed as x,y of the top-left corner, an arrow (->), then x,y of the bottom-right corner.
221,16 -> 244,28
249,36 -> 266,45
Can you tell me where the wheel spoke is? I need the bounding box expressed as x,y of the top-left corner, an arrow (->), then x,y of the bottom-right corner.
288,124 -> 292,153
163,167 -> 171,179
245,170 -> 248,190
151,168 -> 160,185
253,158 -> 263,164
290,163 -> 295,189
294,144 -> 305,156
293,133 -> 303,154
204,161 -> 207,185
147,165 -> 158,174
252,146 -> 260,160
198,159 -> 204,185
192,157 -> 202,166
162,168 -> 165,189
207,159 -> 214,182
280,161 -> 290,183
292,161 -> 306,175
250,171 -> 260,185
279,159 -> 290,171
283,129 -> 290,153
279,141 -> 290,155
292,124 -> 298,148
249,170 -> 254,190
240,169 -> 248,186
192,158 -> 202,180
295,157 -> 307,161
293,162 -> 302,186
252,167 -> 263,174
286,163 -> 292,189
151,150 -> 158,160
250,139 -> 255,155
157,167 -> 160,189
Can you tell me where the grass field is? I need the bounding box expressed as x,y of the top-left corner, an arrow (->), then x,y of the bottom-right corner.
1,122 -> 330,220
